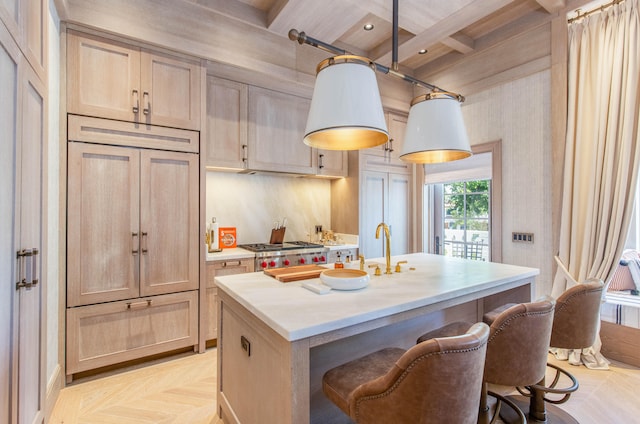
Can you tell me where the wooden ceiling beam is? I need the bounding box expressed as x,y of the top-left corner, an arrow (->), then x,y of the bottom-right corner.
441,33 -> 475,54
375,0 -> 516,66
535,0 -> 567,13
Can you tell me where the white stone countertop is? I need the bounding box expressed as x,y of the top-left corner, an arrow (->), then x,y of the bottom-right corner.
205,247 -> 255,262
215,253 -> 539,341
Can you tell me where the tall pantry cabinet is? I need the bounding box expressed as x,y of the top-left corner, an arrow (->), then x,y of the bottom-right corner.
1,0 -> 48,422
65,30 -> 203,380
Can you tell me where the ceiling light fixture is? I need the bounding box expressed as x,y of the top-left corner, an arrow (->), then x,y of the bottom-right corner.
288,0 -> 471,162
418,49 -> 428,54
364,23 -> 374,31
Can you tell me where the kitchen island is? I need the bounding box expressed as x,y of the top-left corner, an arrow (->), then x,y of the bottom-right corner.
215,253 -> 538,424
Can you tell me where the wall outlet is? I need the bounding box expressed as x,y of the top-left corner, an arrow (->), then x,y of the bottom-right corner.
315,225 -> 322,234
512,232 -> 534,243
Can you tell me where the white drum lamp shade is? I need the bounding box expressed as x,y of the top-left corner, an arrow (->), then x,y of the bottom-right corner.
400,93 -> 472,163
304,55 -> 389,150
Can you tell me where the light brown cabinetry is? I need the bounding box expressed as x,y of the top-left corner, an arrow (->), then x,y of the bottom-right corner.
205,259 -> 254,341
368,112 -> 408,162
247,86 -> 315,174
205,77 -> 248,169
67,30 -> 201,130
67,291 -> 199,375
206,78 -> 348,176
0,0 -> 46,80
66,117 -> 200,379
0,20 -> 47,423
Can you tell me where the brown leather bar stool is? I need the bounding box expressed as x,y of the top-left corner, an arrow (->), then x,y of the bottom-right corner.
417,298 -> 555,424
322,322 -> 490,424
503,279 -> 605,423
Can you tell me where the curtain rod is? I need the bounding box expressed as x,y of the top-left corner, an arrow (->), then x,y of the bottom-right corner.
568,0 -> 624,23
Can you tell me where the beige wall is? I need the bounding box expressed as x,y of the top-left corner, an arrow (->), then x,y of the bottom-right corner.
462,71 -> 553,297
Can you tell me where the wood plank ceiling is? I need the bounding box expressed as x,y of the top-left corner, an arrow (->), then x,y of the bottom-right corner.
187,0 -> 569,77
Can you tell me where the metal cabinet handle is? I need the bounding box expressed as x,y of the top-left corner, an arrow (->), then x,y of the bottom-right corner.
141,231 -> 148,254
132,232 -> 139,254
15,248 -> 38,290
242,144 -> 248,164
143,92 -> 150,115
222,260 -> 242,267
127,299 -> 152,310
388,138 -> 394,153
318,153 -> 324,169
132,90 -> 139,113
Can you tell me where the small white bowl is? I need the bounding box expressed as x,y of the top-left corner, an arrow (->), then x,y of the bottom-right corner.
320,269 -> 370,291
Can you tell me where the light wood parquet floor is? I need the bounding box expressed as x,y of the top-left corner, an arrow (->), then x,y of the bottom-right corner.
50,348 -> 640,423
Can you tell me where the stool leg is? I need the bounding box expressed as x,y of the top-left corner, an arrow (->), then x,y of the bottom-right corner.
478,382 -> 491,424
529,378 -> 547,421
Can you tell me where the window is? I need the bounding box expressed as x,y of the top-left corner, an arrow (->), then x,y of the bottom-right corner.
442,180 -> 490,261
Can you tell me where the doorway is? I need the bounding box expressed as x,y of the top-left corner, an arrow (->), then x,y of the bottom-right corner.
424,141 -> 502,262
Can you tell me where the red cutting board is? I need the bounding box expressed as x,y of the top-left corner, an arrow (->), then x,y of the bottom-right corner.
264,264 -> 328,283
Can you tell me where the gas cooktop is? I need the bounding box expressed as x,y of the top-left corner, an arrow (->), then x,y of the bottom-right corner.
238,241 -> 324,252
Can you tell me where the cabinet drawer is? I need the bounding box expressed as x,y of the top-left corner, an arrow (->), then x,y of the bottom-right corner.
66,291 -> 198,375
68,114 -> 199,153
206,258 -> 254,288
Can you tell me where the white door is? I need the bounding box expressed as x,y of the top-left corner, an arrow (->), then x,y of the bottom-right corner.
360,170 -> 386,258
388,172 -> 411,255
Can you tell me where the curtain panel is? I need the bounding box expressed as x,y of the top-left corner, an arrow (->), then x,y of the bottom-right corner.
553,0 -> 640,369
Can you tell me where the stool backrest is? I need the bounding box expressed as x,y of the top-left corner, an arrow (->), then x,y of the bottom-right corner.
484,299 -> 555,387
352,322 -> 489,424
550,279 -> 604,349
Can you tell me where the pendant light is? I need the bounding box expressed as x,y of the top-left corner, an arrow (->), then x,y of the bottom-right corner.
289,0 -> 472,163
400,92 -> 472,163
304,55 -> 389,150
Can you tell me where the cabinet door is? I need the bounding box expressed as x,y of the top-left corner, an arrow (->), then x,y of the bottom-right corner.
206,77 -> 247,169
23,0 -> 46,80
0,0 -> 19,40
67,143 -> 140,306
16,62 -> 46,424
388,172 -> 411,255
205,259 -> 254,341
317,150 -> 348,177
140,150 -> 199,296
247,86 -> 314,174
360,170 -> 386,258
67,31 -> 141,123
387,112 -> 407,162
0,26 -> 19,424
140,50 -> 201,130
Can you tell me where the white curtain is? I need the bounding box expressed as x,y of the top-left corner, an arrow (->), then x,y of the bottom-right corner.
552,0 -> 640,369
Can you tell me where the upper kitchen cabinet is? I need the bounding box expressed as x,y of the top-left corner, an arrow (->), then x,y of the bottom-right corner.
206,77 -> 347,177
247,86 -> 315,174
0,0 -> 46,80
367,111 -> 408,162
205,76 -> 247,169
316,149 -> 348,178
67,30 -> 202,130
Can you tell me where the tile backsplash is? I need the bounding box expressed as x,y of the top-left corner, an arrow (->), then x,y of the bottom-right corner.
206,172 -> 332,244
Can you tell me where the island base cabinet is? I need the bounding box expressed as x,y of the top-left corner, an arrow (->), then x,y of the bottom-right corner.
66,290 -> 198,379
218,296 -> 301,424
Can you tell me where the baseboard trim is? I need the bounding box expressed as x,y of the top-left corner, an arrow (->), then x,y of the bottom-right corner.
45,364 -> 64,421
600,320 -> 640,368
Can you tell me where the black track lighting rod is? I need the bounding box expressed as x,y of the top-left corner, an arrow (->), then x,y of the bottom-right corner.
287,29 -> 464,101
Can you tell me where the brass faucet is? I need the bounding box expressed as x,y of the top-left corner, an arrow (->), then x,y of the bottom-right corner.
359,254 -> 365,271
375,223 -> 392,274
